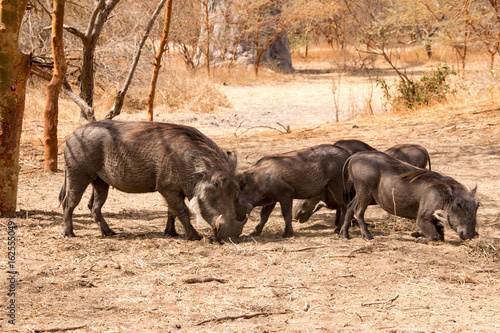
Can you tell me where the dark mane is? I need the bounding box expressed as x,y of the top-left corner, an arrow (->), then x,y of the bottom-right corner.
399,169 -> 463,190
109,120 -> 231,172
128,121 -> 225,152
253,144 -> 336,167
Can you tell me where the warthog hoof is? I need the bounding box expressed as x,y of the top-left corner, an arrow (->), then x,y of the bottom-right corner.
411,231 -> 425,238
165,229 -> 179,237
64,230 -> 76,237
102,228 -> 117,237
282,230 -> 294,238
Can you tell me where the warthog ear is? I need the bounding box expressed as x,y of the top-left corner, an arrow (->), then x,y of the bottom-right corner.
433,210 -> 451,229
470,185 -> 477,197
246,203 -> 253,214
227,151 -> 237,174
236,173 -> 247,189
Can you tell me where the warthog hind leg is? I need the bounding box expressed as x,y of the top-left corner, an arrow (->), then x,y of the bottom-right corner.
90,178 -> 116,237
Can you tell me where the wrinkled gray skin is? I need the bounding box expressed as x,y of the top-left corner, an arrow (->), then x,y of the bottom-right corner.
59,120 -> 243,241
293,141 -> 431,225
341,151 -> 479,241
236,144 -> 350,237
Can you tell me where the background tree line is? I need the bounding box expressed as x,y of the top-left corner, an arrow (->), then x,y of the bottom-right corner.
21,0 -> 500,120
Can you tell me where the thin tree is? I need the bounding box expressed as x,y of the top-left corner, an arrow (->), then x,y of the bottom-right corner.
105,0 -> 167,119
198,0 -> 213,76
423,0 -> 472,72
147,0 -> 174,122
44,0 -> 67,172
0,0 -> 32,216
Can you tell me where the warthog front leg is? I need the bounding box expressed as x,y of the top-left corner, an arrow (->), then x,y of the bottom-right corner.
164,211 -> 179,237
250,203 -> 276,236
161,191 -> 201,241
279,197 -> 294,238
416,211 -> 444,241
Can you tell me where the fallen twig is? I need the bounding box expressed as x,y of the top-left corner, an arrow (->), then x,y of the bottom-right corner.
183,276 -> 227,284
291,245 -> 326,252
33,324 -> 87,332
488,212 -> 500,224
351,245 -> 371,253
325,254 -> 355,258
362,293 -> 399,307
472,107 -> 500,115
300,125 -> 321,132
276,122 -> 291,133
195,311 -> 288,326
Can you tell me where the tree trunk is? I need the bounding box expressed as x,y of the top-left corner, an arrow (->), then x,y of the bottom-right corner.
66,0 -> 120,121
261,31 -> 293,73
147,0 -> 174,122
79,42 -> 96,109
195,0 -> 293,73
44,0 -> 67,172
0,0 -> 31,216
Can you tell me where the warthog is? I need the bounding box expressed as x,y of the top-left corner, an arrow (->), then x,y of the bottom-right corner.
341,151 -> 479,241
236,144 -> 350,237
293,142 -> 431,225
59,120 -> 244,241
384,143 -> 431,170
292,140 -> 375,225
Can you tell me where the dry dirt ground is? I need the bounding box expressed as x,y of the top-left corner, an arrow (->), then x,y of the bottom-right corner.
2,68 -> 500,332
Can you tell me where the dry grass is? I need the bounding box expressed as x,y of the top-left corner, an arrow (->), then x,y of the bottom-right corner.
463,238 -> 500,259
9,38 -> 500,333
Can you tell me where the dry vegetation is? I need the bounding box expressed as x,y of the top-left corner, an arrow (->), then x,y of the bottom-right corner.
2,45 -> 500,332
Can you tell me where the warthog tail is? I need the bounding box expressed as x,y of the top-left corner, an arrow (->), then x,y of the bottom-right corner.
342,155 -> 354,204
59,169 -> 67,207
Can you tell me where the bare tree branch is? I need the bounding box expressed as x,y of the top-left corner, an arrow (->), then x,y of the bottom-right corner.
105,0 -> 167,119
62,78 -> 95,122
63,24 -> 86,41
85,0 -> 107,39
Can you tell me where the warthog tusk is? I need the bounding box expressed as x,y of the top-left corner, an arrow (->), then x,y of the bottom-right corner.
215,215 -> 222,231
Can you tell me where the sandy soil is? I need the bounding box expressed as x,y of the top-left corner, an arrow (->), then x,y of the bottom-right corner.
1,67 -> 500,332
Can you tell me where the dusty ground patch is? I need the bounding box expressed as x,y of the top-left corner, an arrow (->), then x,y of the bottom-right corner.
2,71 -> 500,332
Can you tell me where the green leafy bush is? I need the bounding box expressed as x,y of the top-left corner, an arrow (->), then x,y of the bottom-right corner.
377,65 -> 456,109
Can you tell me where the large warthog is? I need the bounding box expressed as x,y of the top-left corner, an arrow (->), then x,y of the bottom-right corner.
341,151 -> 479,241
59,120 -> 244,241
236,144 -> 350,237
293,141 -> 431,225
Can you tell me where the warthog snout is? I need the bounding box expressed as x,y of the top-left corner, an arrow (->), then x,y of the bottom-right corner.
213,216 -> 244,241
458,228 -> 478,241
